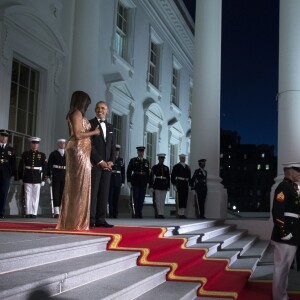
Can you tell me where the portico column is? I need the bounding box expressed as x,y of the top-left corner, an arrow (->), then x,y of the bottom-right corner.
271,0 -> 300,196
69,0 -> 101,101
191,0 -> 227,219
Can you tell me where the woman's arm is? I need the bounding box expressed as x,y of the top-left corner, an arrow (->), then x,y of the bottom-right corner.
70,110 -> 100,139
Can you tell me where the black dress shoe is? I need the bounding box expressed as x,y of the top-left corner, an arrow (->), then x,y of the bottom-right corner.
25,215 -> 31,218
31,215 -> 37,218
95,221 -> 114,228
54,214 -> 59,218
90,223 -> 95,228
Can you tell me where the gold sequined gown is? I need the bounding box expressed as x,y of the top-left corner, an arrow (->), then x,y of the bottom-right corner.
56,117 -> 91,230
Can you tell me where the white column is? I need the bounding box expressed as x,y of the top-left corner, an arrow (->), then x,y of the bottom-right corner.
272,0 -> 300,197
191,0 -> 227,219
69,0 -> 101,101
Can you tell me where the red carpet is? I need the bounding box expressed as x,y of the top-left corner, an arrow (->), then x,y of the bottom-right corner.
0,221 -> 299,299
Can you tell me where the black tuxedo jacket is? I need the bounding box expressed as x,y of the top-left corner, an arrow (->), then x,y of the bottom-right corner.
89,117 -> 116,166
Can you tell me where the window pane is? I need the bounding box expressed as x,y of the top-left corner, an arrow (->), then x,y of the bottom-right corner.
28,91 -> 37,114
8,106 -> 16,131
16,109 -> 27,134
19,64 -> 30,87
27,113 -> 36,136
18,86 -> 29,110
10,83 -> 18,107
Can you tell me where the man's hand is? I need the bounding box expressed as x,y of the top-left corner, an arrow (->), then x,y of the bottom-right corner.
47,178 -> 51,185
107,161 -> 114,168
127,182 -> 131,188
41,181 -> 45,187
121,183 -> 124,188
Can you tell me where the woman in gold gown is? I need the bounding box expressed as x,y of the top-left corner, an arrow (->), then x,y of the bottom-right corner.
56,91 -> 100,230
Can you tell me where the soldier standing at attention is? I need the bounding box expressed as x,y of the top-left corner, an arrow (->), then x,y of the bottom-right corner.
191,159 -> 208,219
18,137 -> 47,218
149,153 -> 170,218
47,138 -> 66,218
127,146 -> 150,218
171,154 -> 191,219
108,144 -> 125,218
271,162 -> 300,300
0,129 -> 17,218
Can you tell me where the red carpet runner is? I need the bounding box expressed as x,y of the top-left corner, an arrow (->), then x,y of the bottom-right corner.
0,221 -> 299,300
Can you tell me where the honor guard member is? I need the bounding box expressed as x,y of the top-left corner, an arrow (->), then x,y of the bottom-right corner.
271,162 -> 300,300
171,154 -> 191,218
18,137 -> 47,218
191,159 -> 208,219
47,138 -> 66,218
127,146 -> 150,218
149,153 -> 170,218
0,129 -> 17,218
108,144 -> 125,218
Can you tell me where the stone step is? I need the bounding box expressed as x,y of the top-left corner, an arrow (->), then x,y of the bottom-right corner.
175,220 -> 221,235
0,250 -> 139,300
134,281 -> 200,300
204,229 -> 247,248
241,240 -> 270,258
0,232 -> 110,274
222,234 -> 258,254
51,265 -> 169,300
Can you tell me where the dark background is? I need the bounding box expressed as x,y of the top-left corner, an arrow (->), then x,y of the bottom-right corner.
183,0 -> 279,154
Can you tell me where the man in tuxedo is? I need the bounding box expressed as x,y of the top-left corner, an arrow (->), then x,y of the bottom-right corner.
89,101 -> 116,228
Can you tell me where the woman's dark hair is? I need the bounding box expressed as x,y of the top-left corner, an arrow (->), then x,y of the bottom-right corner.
66,90 -> 91,119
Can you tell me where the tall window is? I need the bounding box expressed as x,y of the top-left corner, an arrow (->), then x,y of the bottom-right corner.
171,67 -> 179,106
146,132 -> 154,168
112,112 -> 122,146
148,41 -> 160,88
115,2 -> 128,60
9,58 -> 39,162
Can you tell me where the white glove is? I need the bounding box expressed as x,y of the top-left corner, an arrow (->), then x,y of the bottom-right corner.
47,178 -> 51,185
41,181 -> 45,187
127,182 -> 131,188
121,183 -> 124,188
281,233 -> 293,241
173,185 -> 177,191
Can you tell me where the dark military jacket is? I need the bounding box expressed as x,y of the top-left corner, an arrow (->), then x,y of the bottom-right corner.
0,144 -> 17,179
149,163 -> 170,190
171,163 -> 191,187
110,156 -> 125,187
18,150 -> 47,184
127,157 -> 150,187
271,177 -> 300,246
191,168 -> 207,192
47,150 -> 66,179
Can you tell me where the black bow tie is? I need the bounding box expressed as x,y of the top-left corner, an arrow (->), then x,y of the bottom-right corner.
99,119 -> 106,123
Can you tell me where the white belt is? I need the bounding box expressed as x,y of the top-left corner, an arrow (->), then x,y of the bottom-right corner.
176,177 -> 189,181
284,212 -> 300,219
53,165 -> 66,169
25,166 -> 42,170
155,176 -> 167,180
111,170 -> 121,174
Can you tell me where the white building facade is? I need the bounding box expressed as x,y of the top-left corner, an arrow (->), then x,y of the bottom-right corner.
0,0 -> 195,215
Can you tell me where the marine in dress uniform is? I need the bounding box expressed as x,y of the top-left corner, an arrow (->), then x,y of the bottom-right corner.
18,137 -> 47,218
127,146 -> 150,218
108,144 -> 125,218
0,129 -> 17,218
171,154 -> 191,218
191,159 -> 208,219
149,153 -> 170,218
271,162 -> 300,300
47,138 -> 66,218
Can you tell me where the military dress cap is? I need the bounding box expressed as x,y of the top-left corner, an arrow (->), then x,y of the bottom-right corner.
116,144 -> 121,149
57,138 -> 66,143
179,154 -> 186,158
157,153 -> 166,158
198,159 -> 206,163
0,129 -> 10,136
282,162 -> 300,171
28,137 -> 41,143
136,146 -> 145,151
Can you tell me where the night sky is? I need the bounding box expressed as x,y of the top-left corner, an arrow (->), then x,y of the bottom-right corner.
183,0 -> 279,154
